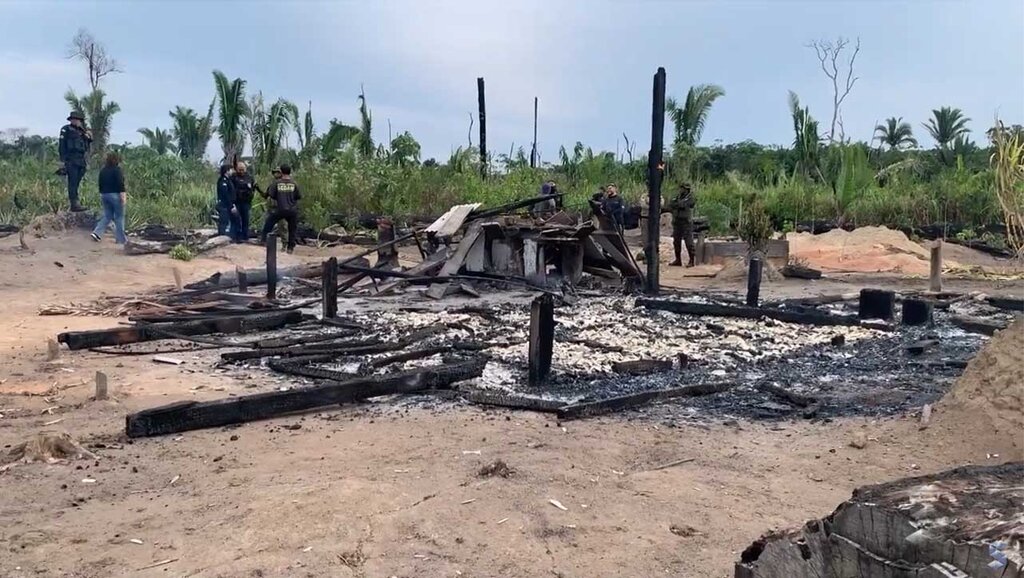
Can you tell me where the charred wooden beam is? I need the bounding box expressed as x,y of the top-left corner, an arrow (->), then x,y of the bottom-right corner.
905,339 -> 939,356
611,359 -> 673,375
528,294 -> 555,386
125,358 -> 488,437
986,295 -> 1024,312
457,388 -> 565,413
949,315 -> 1008,336
780,263 -> 822,280
57,310 -> 305,350
220,339 -> 393,362
558,382 -> 734,420
746,257 -> 763,307
755,382 -> 816,408
266,234 -> 278,299
637,299 -> 861,327
367,342 -> 487,369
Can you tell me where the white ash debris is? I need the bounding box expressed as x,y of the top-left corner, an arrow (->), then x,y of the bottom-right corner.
341,297 -> 882,384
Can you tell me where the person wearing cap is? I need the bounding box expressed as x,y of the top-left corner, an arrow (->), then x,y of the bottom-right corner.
665,183 -> 697,266
530,180 -> 557,219
230,161 -> 259,243
59,111 -> 93,212
259,164 -> 301,253
216,164 -> 239,237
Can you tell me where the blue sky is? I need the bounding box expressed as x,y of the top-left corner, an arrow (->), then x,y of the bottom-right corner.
1,0 -> 1022,161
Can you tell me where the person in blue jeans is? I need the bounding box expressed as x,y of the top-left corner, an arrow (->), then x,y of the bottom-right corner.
216,164 -> 240,237
91,152 -> 127,244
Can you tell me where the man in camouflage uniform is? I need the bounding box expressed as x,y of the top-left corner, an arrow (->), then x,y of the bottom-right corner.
59,111 -> 93,212
667,183 -> 696,266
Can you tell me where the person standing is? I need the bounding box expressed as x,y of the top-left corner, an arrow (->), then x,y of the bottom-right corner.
231,161 -> 258,243
90,153 -> 127,245
666,183 -> 696,266
59,111 -> 93,212
601,184 -> 625,232
259,164 -> 301,253
216,164 -> 240,237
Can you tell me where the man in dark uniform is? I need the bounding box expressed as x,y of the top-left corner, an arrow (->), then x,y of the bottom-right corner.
666,183 -> 696,266
59,111 -> 93,212
230,161 -> 259,243
259,164 -> 301,253
601,184 -> 625,233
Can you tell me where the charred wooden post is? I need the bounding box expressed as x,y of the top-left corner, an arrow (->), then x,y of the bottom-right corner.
746,257 -> 763,307
322,257 -> 338,319
236,266 -> 248,293
376,218 -> 399,267
858,289 -> 896,320
528,294 -> 555,386
477,77 -> 487,180
266,233 -> 278,299
645,67 -> 667,295
530,96 -> 538,168
901,298 -> 933,326
125,358 -> 487,437
929,240 -> 943,292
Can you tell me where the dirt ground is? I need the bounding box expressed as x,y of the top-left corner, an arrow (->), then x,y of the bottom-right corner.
1,230 -> 1022,578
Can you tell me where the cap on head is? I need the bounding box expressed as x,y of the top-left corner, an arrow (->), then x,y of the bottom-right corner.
67,111 -> 85,122
279,164 -> 292,175
680,182 -> 692,192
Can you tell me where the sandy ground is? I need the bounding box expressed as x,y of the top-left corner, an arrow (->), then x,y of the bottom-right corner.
1,230 -> 1022,578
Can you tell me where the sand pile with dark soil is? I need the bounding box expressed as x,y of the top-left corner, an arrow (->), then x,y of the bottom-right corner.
937,318 -> 1023,437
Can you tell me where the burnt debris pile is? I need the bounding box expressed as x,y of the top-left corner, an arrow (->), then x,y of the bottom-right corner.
50,197 -> 1023,438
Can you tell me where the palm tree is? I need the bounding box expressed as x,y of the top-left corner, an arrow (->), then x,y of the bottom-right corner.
319,119 -> 361,162
212,70 -> 249,162
356,86 -> 374,159
169,102 -> 215,161
788,91 -> 822,178
924,107 -> 970,155
64,89 -> 120,161
295,101 -> 318,166
666,84 -> 726,149
137,127 -> 176,155
248,92 -> 299,172
873,117 -> 917,150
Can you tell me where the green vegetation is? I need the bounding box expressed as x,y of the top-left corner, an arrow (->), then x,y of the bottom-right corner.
0,29 -> 1021,255
169,243 -> 195,261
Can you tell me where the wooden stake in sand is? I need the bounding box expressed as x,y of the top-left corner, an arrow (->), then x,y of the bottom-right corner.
46,338 -> 60,361
171,267 -> 183,291
929,240 -> 943,292
95,371 -> 108,401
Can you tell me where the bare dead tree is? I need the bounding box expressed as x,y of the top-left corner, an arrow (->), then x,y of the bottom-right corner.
807,37 -> 860,144
66,28 -> 122,91
467,112 -> 474,148
622,132 -> 636,163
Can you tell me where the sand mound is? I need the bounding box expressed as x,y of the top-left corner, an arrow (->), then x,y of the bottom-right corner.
1,432 -> 98,472
23,211 -> 96,238
715,256 -> 783,282
939,319 -> 1024,434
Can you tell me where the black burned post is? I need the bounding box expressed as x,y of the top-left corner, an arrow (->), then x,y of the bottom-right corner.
266,233 -> 278,299
477,77 -> 487,180
322,257 -> 338,318
645,67 -> 667,295
235,266 -> 248,294
746,256 -> 763,307
528,294 -> 554,387
530,96 -> 538,168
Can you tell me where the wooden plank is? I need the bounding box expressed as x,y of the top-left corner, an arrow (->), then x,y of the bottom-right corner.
464,235 -> 487,272
591,231 -> 642,278
57,310 -> 305,350
561,244 -> 584,285
266,234 -> 278,299
637,299 -> 862,327
746,257 -> 763,306
528,294 -> 555,387
373,251 -> 447,295
426,223 -> 484,300
490,239 -> 514,274
986,295 -> 1024,312
458,388 -> 565,412
558,382 -> 734,420
125,358 -> 487,437
220,340 -> 394,363
949,315 -> 1008,336
425,203 -> 481,240
930,241 -> 943,293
